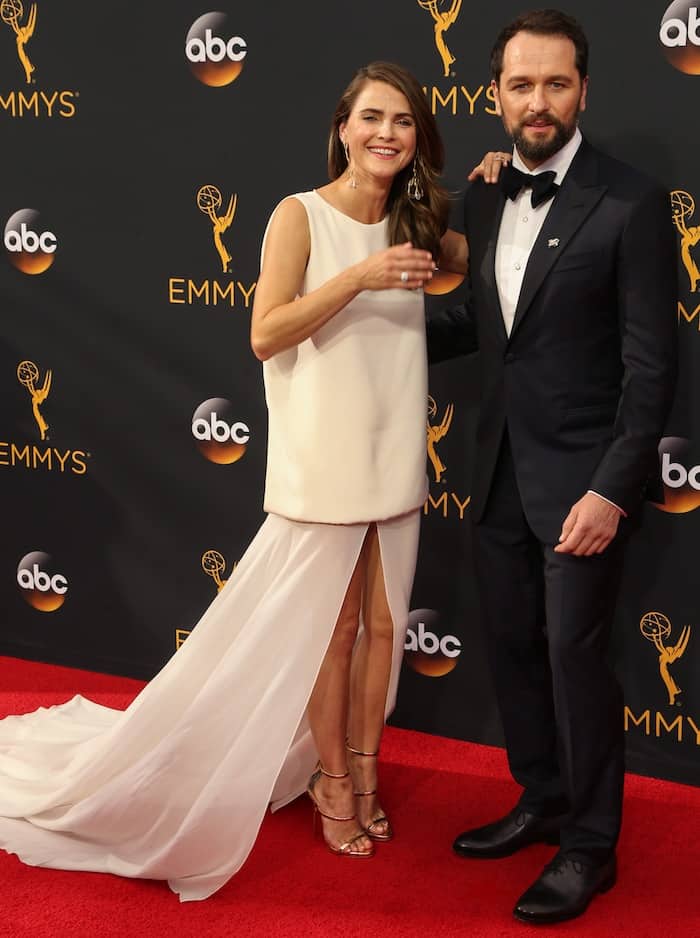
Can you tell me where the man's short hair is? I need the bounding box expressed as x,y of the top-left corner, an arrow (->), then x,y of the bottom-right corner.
490,9 -> 589,83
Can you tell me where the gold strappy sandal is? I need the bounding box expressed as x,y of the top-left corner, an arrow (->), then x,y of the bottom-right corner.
306,764 -> 375,858
346,741 -> 394,842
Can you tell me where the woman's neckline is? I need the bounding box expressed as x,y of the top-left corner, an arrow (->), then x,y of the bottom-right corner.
312,190 -> 388,228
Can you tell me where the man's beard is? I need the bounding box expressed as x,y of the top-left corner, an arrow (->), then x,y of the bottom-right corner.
511,112 -> 578,163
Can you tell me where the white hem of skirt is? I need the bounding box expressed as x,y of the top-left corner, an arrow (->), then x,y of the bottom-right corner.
0,510 -> 419,901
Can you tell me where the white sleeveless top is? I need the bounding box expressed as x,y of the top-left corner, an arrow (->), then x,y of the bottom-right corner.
262,190 -> 428,524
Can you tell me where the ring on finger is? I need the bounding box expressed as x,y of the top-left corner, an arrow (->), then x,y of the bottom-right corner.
400,270 -> 409,283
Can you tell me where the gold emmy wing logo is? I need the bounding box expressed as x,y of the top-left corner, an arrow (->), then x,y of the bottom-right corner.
671,190 -> 700,292
417,0 -> 462,78
176,549 -> 236,647
17,358 -> 51,440
640,611 -> 691,707
201,548 -> 230,593
1,0 -> 36,84
197,185 -> 237,273
427,395 -> 454,483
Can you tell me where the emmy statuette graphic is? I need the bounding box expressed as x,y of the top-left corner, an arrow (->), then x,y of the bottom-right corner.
197,185 -> 237,274
201,549 -> 229,593
427,395 -> 454,483
417,0 -> 462,78
640,611 -> 691,708
1,0 -> 36,84
671,190 -> 700,293
17,359 -> 51,441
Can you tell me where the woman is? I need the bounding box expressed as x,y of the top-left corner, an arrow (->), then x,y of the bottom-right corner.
251,60 -> 453,860
0,62 -> 467,901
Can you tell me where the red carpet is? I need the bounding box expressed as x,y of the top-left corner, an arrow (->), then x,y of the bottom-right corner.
1,655 -> 698,938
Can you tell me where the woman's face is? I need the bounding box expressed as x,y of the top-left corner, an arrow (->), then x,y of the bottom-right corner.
340,80 -> 417,187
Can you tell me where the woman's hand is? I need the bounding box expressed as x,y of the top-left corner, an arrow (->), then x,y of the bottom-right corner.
354,243 -> 434,291
468,151 -> 512,184
252,204 -> 435,360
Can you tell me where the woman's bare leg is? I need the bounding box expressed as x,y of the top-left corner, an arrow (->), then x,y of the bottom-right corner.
306,534 -> 373,854
347,524 -> 395,836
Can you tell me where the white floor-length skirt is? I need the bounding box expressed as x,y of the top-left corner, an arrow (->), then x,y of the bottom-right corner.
0,510 -> 419,901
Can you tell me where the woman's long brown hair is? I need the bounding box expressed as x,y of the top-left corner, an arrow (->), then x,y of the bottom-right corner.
327,62 -> 449,260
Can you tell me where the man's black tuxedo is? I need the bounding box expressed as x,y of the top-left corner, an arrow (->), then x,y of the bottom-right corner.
429,138 -> 677,858
430,139 -> 677,543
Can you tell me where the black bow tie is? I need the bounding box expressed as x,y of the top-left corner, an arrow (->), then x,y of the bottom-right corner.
500,164 -> 559,208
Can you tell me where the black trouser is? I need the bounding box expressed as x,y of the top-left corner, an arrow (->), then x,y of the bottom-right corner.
472,432 -> 625,860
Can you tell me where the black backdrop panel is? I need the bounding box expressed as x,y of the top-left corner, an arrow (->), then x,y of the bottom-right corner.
1,1 -> 698,785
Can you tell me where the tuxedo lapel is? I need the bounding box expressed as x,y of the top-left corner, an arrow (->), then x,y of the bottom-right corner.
509,141 -> 607,339
479,190 -> 509,345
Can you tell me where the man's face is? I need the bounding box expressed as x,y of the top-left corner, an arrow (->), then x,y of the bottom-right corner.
492,32 -> 588,169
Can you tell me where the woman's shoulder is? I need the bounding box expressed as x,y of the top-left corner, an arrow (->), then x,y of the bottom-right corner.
260,194 -> 315,267
272,190 -> 316,216
265,192 -> 314,237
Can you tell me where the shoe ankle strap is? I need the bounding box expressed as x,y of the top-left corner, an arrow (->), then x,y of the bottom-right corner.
316,807 -> 356,822
319,763 -> 349,779
346,738 -> 379,758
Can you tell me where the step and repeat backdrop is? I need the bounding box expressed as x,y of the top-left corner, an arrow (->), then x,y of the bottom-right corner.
1,1 -> 698,786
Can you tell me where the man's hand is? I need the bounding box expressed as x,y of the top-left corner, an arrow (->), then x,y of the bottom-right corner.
555,492 -> 621,556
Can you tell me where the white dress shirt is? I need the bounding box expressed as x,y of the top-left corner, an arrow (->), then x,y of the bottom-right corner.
495,128 -> 624,517
495,127 -> 582,336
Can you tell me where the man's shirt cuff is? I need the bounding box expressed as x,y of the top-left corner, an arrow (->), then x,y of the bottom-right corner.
587,490 -> 627,517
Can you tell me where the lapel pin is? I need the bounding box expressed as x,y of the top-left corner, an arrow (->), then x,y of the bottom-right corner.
548,238 -> 560,248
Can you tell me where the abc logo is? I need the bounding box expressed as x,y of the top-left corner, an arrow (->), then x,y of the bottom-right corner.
660,2 -> 700,74
185,13 -> 247,86
16,551 -> 68,612
192,397 -> 250,464
653,436 -> 700,513
424,270 -> 465,296
404,609 -> 462,677
4,209 -> 57,275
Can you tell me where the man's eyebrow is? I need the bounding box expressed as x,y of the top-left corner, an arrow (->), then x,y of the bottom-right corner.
505,73 -> 574,83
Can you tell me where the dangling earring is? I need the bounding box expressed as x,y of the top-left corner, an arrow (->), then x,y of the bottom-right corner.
343,138 -> 358,189
407,154 -> 424,201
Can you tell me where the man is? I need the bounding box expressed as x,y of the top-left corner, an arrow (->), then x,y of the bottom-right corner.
428,9 -> 677,925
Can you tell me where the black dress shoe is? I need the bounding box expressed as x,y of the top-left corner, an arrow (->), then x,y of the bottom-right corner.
452,808 -> 563,859
513,852 -> 617,924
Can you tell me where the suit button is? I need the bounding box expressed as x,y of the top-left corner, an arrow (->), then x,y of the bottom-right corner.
504,352 -> 515,363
